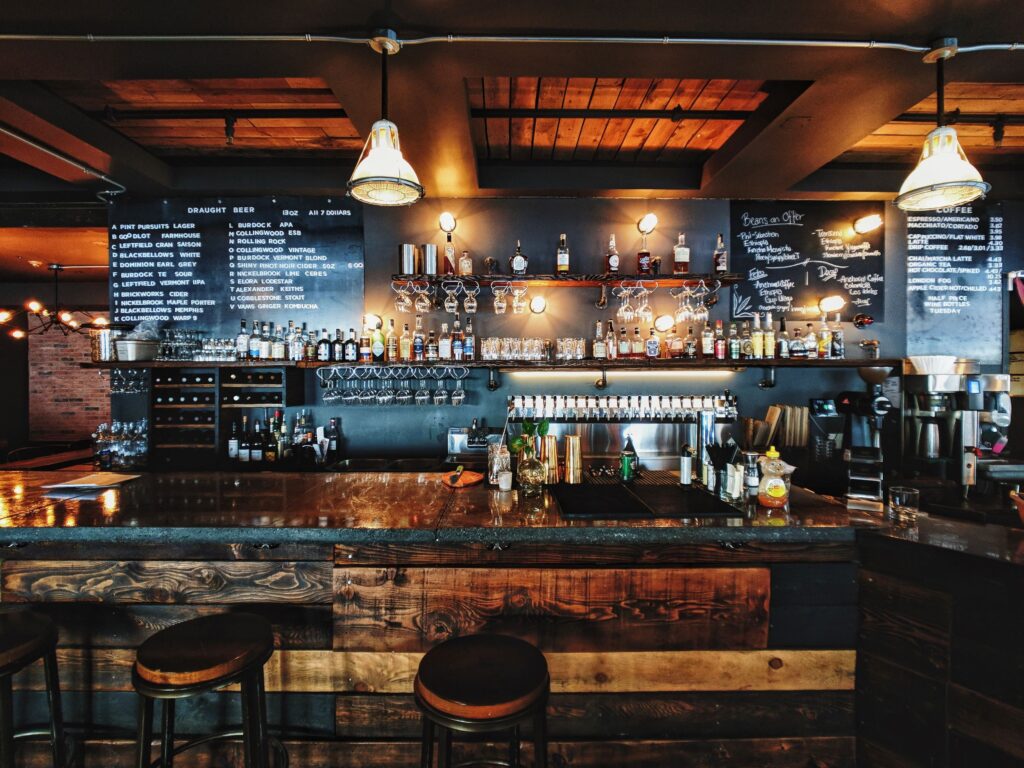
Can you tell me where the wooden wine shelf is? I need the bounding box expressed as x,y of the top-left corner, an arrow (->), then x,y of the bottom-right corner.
392,272 -> 741,289
221,383 -> 284,389
82,361 -> 296,369
296,358 -> 903,371
221,403 -> 284,409
152,404 -> 214,409
153,424 -> 215,430
153,383 -> 215,389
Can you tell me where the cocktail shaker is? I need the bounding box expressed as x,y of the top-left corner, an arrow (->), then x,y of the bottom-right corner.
422,243 -> 438,275
564,435 -> 582,484
541,434 -> 559,484
400,243 -> 421,274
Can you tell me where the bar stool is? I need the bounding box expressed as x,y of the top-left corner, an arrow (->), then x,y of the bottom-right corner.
0,611 -> 68,768
132,613 -> 287,768
414,634 -> 549,768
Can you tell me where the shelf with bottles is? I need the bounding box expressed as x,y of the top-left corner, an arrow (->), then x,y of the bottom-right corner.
297,356 -> 901,371
83,360 -> 299,369
391,272 -> 741,289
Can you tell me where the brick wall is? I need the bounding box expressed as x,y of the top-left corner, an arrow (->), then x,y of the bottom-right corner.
28,313 -> 109,442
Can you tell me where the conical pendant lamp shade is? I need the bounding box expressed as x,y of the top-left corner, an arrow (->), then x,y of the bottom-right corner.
895,126 -> 990,211
348,119 -> 424,206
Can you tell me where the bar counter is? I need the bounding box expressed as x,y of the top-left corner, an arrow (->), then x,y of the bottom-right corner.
0,469 -> 1019,767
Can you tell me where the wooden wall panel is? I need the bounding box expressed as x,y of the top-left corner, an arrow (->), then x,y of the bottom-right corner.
11,648 -> 855,694
2,560 -> 333,603
335,690 -> 854,739
948,684 -> 1024,762
333,566 -> 769,652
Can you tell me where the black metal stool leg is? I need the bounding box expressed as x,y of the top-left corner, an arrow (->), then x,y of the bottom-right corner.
134,696 -> 154,768
252,668 -> 270,768
533,707 -> 547,768
420,716 -> 434,768
0,674 -> 13,768
509,725 -> 520,768
240,669 -> 270,768
438,725 -> 452,768
43,651 -> 67,768
160,699 -> 175,768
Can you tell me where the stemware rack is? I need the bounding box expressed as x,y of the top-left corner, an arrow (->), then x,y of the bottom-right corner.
316,364 -> 472,407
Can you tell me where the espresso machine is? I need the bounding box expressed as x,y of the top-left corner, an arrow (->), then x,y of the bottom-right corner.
903,366 -> 1012,498
835,366 -> 895,509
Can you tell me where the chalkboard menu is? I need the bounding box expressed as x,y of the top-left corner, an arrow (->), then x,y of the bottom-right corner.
730,201 -> 885,321
109,197 -> 364,335
906,203 -> 1004,365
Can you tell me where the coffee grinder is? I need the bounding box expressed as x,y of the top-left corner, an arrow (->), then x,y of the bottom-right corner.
835,366 -> 894,510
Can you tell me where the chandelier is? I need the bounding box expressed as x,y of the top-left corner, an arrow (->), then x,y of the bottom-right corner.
0,263 -> 108,339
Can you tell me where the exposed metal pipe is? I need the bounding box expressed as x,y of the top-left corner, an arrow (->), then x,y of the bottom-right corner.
0,123 -> 126,201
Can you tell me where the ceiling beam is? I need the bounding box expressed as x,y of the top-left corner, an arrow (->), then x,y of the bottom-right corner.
0,82 -> 173,192
477,161 -> 701,193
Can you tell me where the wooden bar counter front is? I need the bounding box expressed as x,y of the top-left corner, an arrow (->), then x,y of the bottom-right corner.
0,471 -> 875,767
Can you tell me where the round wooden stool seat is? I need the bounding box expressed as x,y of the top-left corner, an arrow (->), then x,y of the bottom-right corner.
0,611 -> 57,672
415,634 -> 549,721
134,613 -> 273,688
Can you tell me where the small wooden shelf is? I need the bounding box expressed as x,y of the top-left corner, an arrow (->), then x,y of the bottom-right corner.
152,404 -> 214,409
153,424 -> 214,430
220,403 -> 283,409
297,358 -> 902,371
221,383 -> 283,389
392,272 -> 741,288
153,384 -> 215,389
82,361 -> 295,369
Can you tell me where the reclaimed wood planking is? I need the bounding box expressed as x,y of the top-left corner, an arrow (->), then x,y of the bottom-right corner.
333,566 -> 770,652
1,561 -> 333,603
12,648 -> 856,693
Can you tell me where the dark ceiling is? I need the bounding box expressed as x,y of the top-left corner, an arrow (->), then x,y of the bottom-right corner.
1,0 -> 1023,203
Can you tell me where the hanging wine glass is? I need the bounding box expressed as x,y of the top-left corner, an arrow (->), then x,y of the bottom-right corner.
492,282 -> 509,314
462,280 -> 480,314
615,284 -> 635,322
392,280 -> 414,314
413,282 -> 434,313
511,282 -> 528,314
442,281 -> 461,314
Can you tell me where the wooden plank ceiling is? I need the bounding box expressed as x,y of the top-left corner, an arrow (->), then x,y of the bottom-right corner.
841,82 -> 1024,165
0,228 -> 107,281
42,78 -> 362,159
466,77 -> 768,163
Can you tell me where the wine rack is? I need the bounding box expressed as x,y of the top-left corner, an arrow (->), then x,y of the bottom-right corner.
149,369 -> 219,466
216,367 -> 304,464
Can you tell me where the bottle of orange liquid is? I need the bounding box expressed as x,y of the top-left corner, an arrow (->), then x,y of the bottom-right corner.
757,446 -> 789,508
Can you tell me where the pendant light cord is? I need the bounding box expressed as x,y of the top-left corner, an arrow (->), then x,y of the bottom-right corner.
380,50 -> 388,121
936,57 -> 945,127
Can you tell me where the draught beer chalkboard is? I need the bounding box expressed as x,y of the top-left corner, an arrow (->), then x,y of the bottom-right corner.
729,200 -> 886,320
905,203 -> 1004,365
109,197 -> 364,336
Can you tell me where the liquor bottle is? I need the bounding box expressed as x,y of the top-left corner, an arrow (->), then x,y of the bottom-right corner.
443,232 -> 456,274
645,328 -> 661,358
438,322 -> 452,360
637,231 -> 652,275
762,312 -> 776,359
618,326 -> 630,359
701,323 -> 715,358
664,326 -> 678,358
669,327 -> 683,358
358,325 -> 372,363
250,420 -> 264,463
830,314 -> 845,359
399,323 -> 413,361
606,320 -> 618,360
227,419 -> 240,462
776,316 -> 790,358
333,328 -> 345,361
805,323 -> 819,360
274,410 -> 287,460
238,416 -> 251,464
728,323 -> 741,360
739,321 -> 753,359
259,323 -> 272,360
556,233 -> 570,274
371,320 -> 386,363
264,418 -> 278,464
236,320 -> 249,360
684,327 -> 698,359
270,324 -> 285,361
385,319 -> 399,362
463,316 -> 476,361
317,328 -> 332,362
248,320 -> 261,360
592,321 -> 607,359
290,322 -> 307,361
451,316 -> 464,361
713,320 -> 726,360
817,314 -> 832,360
631,327 -> 644,359
304,329 -> 318,362
324,417 -> 340,464
458,250 -> 473,276
510,240 -> 528,275
749,313 -> 764,359
284,321 -> 296,358
789,324 -> 806,359
713,233 -> 729,275
413,316 -> 425,361
343,329 -> 358,362
673,233 -> 690,275
605,234 -> 620,274
426,330 -> 439,361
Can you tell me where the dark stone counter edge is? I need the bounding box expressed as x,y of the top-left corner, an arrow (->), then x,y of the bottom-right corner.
0,525 -> 863,546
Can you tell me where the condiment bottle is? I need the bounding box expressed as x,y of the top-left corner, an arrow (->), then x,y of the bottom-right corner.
757,446 -> 789,508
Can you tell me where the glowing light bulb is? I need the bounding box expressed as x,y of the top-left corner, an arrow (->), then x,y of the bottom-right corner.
529,296 -> 547,314
637,213 -> 659,235
438,211 -> 457,233
59,311 -> 73,323
0,310 -> 11,323
818,295 -> 847,313
853,214 -> 883,234
26,300 -> 42,313
10,329 -> 25,340
93,316 -> 109,326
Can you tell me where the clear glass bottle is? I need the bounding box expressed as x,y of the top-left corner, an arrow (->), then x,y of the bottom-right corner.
451,316 -> 464,361
556,233 -> 570,274
438,323 -> 452,360
631,327 -> 644,359
776,315 -> 790,358
751,312 -> 764,359
830,313 -> 845,359
385,319 -> 398,362
236,320 -> 249,360
817,314 -> 832,360
592,320 -> 607,359
701,323 -> 715,358
683,327 -> 697,359
271,324 -> 286,361
399,323 -> 412,361
805,323 -> 818,360
645,328 -> 661,358
673,233 -> 690,275
463,316 -> 476,361
606,320 -> 618,360
458,250 -> 473,276
426,330 -> 439,361
259,323 -> 272,360
763,312 -> 776,360
618,326 -> 630,359
670,327 -> 685,359
517,438 -> 546,498
510,240 -> 528,275
606,234 -> 620,274
371,320 -> 386,363
789,323 -> 806,359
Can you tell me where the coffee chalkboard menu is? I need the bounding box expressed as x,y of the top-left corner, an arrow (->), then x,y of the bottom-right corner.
109,197 -> 364,336
730,201 -> 885,320
906,203 -> 1004,365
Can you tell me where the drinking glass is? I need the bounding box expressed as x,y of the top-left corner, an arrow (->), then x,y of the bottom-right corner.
415,373 -> 431,405
451,377 -> 466,406
463,282 -> 480,314
888,486 -> 920,524
393,281 -> 414,314
359,380 -> 376,405
493,284 -> 509,314
396,379 -> 413,405
433,378 -> 449,406
414,283 -> 434,313
442,282 -> 461,314
511,284 -> 528,315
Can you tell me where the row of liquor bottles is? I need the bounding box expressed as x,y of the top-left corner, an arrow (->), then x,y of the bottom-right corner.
593,312 -> 847,361
225,410 -> 340,466
431,231 -> 729,277
155,393 -> 285,405
153,373 -> 285,387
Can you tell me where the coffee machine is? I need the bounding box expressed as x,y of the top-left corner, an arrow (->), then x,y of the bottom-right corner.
835,366 -> 895,509
903,367 -> 1012,497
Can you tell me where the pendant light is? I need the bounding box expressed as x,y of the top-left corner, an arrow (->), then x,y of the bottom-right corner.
347,30 -> 424,207
0,264 -> 107,339
896,39 -> 990,211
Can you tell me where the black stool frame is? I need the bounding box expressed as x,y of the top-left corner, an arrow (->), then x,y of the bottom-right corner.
132,646 -> 287,768
0,644 -> 68,768
415,688 -> 548,768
